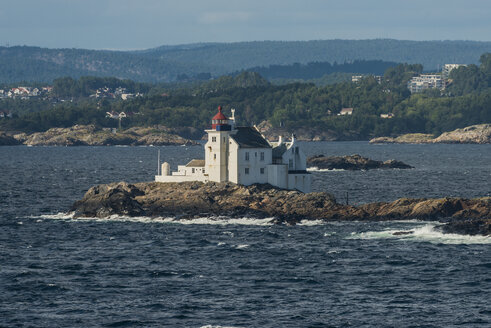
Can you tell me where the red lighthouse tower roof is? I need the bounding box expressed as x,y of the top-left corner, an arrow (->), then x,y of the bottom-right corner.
212,106 -> 227,121
211,106 -> 231,130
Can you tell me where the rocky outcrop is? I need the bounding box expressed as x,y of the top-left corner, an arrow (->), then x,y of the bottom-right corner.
432,124 -> 491,144
369,133 -> 435,144
70,181 -> 491,235
0,132 -> 22,145
18,125 -> 197,146
307,154 -> 413,170
437,219 -> 491,236
370,124 -> 491,144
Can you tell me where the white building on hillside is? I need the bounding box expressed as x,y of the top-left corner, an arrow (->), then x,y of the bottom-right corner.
407,74 -> 444,93
155,106 -> 311,192
442,64 -> 467,80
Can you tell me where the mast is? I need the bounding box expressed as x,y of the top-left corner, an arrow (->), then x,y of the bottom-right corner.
157,149 -> 160,175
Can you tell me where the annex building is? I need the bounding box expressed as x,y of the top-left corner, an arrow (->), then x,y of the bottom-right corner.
155,106 -> 311,192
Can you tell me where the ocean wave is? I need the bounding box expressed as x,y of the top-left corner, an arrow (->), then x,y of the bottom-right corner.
297,219 -> 326,226
200,325 -> 244,328
347,223 -> 491,245
307,167 -> 345,172
36,213 -> 275,226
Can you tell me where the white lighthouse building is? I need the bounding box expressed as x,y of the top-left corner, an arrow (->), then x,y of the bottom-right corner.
155,106 -> 311,193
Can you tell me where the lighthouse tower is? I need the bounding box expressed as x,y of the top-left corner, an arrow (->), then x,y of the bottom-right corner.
205,106 -> 235,182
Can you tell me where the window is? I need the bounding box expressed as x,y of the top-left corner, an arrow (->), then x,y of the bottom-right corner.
260,168 -> 265,174
260,152 -> 264,161
214,154 -> 216,159
255,152 -> 257,157
295,147 -> 299,154
245,168 -> 249,175
289,159 -> 293,169
212,136 -> 216,142
192,168 -> 195,173
245,152 -> 249,161
203,168 -> 205,174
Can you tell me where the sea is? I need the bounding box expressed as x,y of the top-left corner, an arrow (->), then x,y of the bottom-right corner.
1,142 -> 490,327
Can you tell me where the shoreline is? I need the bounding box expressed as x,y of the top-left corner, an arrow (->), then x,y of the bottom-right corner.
70,181 -> 491,236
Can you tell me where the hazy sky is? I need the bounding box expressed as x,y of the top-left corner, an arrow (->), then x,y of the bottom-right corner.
1,0 -> 490,50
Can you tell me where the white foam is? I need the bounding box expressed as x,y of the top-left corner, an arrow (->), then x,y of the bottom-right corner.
235,244 -> 250,249
297,219 -> 326,226
348,223 -> 491,245
307,167 -> 345,172
162,216 -> 274,226
36,213 -> 274,226
200,325 -> 244,328
37,212 -> 75,220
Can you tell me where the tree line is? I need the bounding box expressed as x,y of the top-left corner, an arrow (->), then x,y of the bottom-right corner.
1,54 -> 490,139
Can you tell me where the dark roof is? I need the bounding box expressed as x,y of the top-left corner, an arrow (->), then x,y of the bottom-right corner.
186,159 -> 205,167
230,127 -> 271,149
272,144 -> 288,159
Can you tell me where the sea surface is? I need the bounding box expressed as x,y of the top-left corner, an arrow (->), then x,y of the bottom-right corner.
1,142 -> 490,327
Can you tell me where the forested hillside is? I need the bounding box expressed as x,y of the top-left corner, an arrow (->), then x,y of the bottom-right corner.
1,39 -> 491,83
2,54 -> 490,140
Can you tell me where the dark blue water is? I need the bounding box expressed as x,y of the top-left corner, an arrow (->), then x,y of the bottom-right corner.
1,143 -> 490,327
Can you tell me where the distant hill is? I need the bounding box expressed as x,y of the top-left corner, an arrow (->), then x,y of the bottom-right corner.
1,39 -> 491,83
245,60 -> 398,79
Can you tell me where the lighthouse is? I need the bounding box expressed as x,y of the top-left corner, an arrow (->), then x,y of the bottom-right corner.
155,106 -> 311,192
205,106 -> 235,182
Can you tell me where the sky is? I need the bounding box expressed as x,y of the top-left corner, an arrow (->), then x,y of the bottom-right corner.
1,0 -> 490,50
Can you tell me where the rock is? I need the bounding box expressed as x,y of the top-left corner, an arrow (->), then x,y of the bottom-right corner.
432,124 -> 491,144
70,182 -> 146,217
369,124 -> 491,144
369,133 -> 435,144
70,181 -> 491,235
0,132 -> 22,145
18,125 -> 197,146
437,219 -> 491,236
392,231 -> 414,236
307,154 -> 413,170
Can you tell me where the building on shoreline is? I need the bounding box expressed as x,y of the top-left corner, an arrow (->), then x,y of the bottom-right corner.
155,106 -> 311,192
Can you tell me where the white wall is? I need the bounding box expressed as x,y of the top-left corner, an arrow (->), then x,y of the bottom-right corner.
156,174 -> 207,183
172,165 -> 206,177
205,130 -> 230,182
228,141 -> 239,183
237,148 -> 272,185
281,142 -> 307,171
267,164 -> 288,189
287,173 -> 311,193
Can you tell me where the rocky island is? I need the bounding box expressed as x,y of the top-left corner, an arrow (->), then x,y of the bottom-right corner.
1,125 -> 197,146
71,181 -> 491,236
370,124 -> 491,144
307,154 -> 413,170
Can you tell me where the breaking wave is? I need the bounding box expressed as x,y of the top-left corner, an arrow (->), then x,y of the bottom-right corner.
36,213 -> 274,226
348,223 -> 491,244
307,167 -> 345,172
